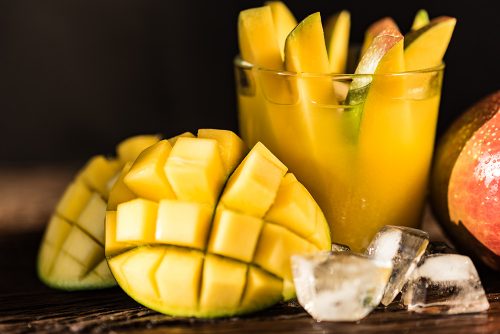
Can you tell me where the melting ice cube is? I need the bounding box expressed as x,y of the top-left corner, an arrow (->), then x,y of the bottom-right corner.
365,225 -> 429,306
402,254 -> 490,314
291,252 -> 392,321
331,243 -> 351,252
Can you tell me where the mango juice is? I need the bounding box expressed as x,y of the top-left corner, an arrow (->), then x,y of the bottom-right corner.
235,59 -> 443,251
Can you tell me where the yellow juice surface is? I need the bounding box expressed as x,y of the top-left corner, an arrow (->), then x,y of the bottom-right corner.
236,64 -> 442,251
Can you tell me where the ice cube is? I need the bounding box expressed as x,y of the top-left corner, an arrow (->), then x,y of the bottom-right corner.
365,225 -> 429,306
291,252 -> 392,322
402,254 -> 490,314
331,243 -> 350,252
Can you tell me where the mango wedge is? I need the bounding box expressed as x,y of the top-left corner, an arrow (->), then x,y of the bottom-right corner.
325,10 -> 351,73
265,1 -> 297,60
238,6 -> 282,70
405,16 -> 456,71
106,130 -> 331,318
411,9 -> 430,31
360,17 -> 399,57
344,26 -> 405,142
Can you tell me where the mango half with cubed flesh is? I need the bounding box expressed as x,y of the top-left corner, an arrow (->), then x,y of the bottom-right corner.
37,135 -> 161,290
105,129 -> 331,318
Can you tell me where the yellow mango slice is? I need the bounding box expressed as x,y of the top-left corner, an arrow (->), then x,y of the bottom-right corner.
199,255 -> 247,316
404,16 -> 456,71
325,10 -> 351,73
265,1 -> 297,59
208,208 -> 263,262
124,140 -> 176,202
238,6 -> 282,70
155,200 -> 213,250
360,17 -> 398,57
116,198 -> 158,243
411,9 -> 430,31
117,134 -> 161,164
221,142 -> 287,217
76,193 -> 106,243
165,137 -> 225,205
197,129 -> 248,175
155,248 -> 204,314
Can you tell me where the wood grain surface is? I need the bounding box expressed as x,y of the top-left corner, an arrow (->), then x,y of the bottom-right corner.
0,165 -> 499,334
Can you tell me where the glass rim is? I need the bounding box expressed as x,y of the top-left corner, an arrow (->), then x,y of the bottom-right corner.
234,56 -> 445,78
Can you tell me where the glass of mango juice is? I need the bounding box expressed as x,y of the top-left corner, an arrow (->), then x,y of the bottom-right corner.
234,57 -> 444,252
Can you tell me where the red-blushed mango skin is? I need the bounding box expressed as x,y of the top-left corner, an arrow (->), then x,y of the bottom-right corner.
448,111 -> 500,256
431,91 -> 500,270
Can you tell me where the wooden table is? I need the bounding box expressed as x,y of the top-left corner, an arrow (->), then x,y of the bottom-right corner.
0,165 -> 499,334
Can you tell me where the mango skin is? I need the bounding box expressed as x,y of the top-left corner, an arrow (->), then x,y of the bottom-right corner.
431,91 -> 500,271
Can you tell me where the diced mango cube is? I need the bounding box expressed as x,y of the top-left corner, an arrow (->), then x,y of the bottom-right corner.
56,180 -> 92,222
116,199 -> 158,243
77,155 -> 121,196
76,193 -> 106,244
240,266 -> 283,313
164,137 -> 225,205
208,208 -> 263,262
254,223 -> 316,282
117,134 -> 161,164
197,129 -> 248,175
155,248 -> 204,312
221,143 -> 287,217
108,251 -> 134,290
61,226 -> 103,268
124,140 -> 176,202
199,255 -> 247,316
105,211 -> 130,256
121,247 -> 165,301
51,251 -> 87,280
265,173 -> 330,249
155,200 -> 213,250
44,215 -> 72,248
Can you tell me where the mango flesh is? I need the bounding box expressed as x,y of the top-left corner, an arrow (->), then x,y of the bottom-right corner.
265,1 -> 297,60
37,135 -> 160,290
106,130 -> 331,318
411,9 -> 430,31
404,16 -> 456,71
324,10 -> 351,73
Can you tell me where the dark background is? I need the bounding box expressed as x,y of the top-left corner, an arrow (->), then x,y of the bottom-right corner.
0,0 -> 498,163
